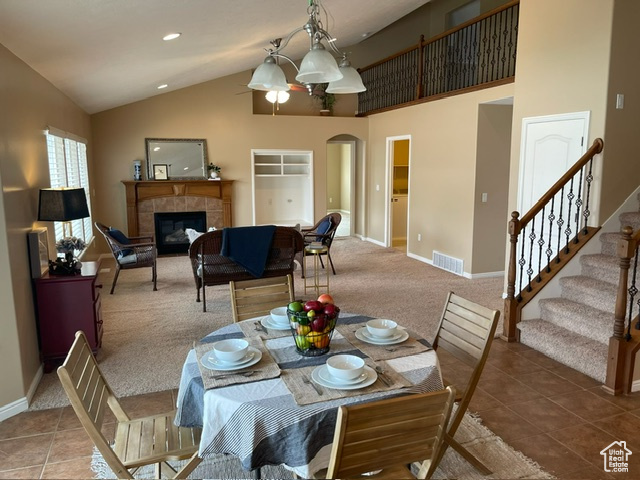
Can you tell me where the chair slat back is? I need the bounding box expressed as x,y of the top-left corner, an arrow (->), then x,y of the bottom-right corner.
58,331 -> 133,478
432,292 -> 499,453
326,387 -> 456,479
230,275 -> 294,322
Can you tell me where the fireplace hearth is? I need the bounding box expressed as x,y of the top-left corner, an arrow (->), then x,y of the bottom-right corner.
154,211 -> 206,255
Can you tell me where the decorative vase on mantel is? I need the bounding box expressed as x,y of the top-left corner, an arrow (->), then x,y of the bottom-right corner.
210,171 -> 219,179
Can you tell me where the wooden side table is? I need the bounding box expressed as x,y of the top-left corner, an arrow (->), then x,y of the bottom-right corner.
303,245 -> 329,297
34,260 -> 103,372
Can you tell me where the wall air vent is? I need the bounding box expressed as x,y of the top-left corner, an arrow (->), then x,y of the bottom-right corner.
432,251 -> 464,276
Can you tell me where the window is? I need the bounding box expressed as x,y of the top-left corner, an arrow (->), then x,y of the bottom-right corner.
45,127 -> 93,246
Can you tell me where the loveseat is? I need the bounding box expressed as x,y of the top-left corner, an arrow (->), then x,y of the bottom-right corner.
188,227 -> 304,311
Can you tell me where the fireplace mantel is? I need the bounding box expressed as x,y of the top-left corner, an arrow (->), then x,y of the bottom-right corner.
122,180 -> 233,237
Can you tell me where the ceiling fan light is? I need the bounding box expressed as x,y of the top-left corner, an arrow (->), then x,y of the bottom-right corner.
248,57 -> 290,91
326,62 -> 366,94
265,90 -> 290,104
295,43 -> 343,84
277,91 -> 290,103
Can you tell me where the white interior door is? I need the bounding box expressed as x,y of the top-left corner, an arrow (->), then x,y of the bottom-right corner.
517,111 -> 590,284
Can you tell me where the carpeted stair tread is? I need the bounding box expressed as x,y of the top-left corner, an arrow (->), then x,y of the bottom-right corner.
619,211 -> 640,230
538,297 -> 613,344
560,275 -> 618,313
581,253 -> 639,286
518,319 -> 606,382
600,232 -> 622,256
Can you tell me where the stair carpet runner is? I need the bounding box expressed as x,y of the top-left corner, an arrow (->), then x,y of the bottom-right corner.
518,196 -> 640,383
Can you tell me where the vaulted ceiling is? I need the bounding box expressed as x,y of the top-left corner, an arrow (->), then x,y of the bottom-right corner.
0,0 -> 430,114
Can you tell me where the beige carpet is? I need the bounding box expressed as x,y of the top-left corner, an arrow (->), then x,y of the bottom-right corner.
91,411 -> 552,479
29,236 -> 505,410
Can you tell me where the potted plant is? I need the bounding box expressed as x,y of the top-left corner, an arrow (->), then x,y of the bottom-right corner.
207,163 -> 221,179
312,83 -> 336,116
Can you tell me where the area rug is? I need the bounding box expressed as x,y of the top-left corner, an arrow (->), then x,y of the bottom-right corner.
91,411 -> 552,479
28,237 -> 505,410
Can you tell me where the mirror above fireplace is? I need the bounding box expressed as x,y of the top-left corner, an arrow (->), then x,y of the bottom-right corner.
145,138 -> 208,180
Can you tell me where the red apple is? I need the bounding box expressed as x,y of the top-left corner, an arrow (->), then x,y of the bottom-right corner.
317,293 -> 334,305
323,303 -> 338,317
311,316 -> 327,332
304,300 -> 323,312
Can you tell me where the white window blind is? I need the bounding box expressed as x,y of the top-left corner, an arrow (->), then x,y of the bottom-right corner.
45,128 -> 93,246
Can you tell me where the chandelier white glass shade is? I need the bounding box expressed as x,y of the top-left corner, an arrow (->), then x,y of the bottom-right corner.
265,90 -> 290,104
248,0 -> 366,95
247,56 -> 289,91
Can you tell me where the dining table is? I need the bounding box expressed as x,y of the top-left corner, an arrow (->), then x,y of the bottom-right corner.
174,312 -> 444,479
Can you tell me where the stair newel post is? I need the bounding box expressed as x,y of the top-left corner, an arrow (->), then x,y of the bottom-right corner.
604,226 -> 634,395
503,211 -> 521,342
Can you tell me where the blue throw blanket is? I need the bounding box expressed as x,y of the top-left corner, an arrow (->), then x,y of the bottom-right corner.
221,225 -> 277,277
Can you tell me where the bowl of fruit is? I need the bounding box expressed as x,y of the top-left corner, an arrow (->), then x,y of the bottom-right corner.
287,294 -> 340,357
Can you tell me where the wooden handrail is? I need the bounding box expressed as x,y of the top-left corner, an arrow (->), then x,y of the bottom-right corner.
518,138 -> 604,229
503,138 -> 604,341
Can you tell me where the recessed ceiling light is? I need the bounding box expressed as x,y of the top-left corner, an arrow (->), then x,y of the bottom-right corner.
163,33 -> 181,41
361,32 -> 372,38
157,84 -> 168,89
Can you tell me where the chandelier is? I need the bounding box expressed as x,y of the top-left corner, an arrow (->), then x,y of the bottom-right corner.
248,0 -> 366,96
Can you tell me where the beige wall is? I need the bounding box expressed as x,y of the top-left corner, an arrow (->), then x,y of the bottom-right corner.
472,104 -> 513,273
90,71 -> 368,250
0,43 -> 91,409
600,0 -> 640,220
508,0 -> 613,226
367,83 -> 514,273
326,144 -> 343,210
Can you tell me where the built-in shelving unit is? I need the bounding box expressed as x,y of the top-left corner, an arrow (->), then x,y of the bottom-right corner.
252,150 -> 314,226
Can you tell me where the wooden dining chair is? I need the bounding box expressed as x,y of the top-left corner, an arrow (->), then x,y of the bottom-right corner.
229,274 -> 294,322
57,331 -> 202,479
323,387 -> 456,480
431,291 -> 500,476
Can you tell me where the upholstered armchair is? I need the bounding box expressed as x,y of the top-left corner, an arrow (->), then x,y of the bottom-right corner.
295,213 -> 341,277
95,222 -> 157,294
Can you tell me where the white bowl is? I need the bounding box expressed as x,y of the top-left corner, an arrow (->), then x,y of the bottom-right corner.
326,355 -> 365,381
213,339 -> 249,363
270,307 -> 289,325
366,319 -> 398,338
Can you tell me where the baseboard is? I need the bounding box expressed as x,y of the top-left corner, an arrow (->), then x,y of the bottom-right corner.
633,379 -> 640,393
464,270 -> 505,279
0,363 -> 43,420
407,252 -> 432,265
0,397 -> 29,422
364,237 -> 386,247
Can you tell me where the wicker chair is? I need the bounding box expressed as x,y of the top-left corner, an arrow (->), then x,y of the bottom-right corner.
188,227 -> 303,312
295,212 -> 341,277
95,222 -> 157,294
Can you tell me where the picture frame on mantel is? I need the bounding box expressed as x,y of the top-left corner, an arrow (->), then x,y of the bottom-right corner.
153,164 -> 169,180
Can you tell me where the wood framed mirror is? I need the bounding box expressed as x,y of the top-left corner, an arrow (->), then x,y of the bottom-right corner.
145,138 -> 208,180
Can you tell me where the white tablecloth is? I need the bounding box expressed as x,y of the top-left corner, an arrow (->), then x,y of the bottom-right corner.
175,313 -> 443,478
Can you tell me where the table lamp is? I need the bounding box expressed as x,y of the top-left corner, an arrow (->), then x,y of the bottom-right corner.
38,187 -> 89,238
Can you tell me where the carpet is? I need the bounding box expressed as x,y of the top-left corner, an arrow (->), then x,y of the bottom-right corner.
91,411 -> 552,479
28,236 -> 505,410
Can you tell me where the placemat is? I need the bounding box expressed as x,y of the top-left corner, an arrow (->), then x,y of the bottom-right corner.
238,317 -> 292,339
195,337 -> 281,389
336,323 -> 432,361
283,358 -> 411,406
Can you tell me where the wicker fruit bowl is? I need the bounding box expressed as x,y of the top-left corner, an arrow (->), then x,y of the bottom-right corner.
287,299 -> 340,357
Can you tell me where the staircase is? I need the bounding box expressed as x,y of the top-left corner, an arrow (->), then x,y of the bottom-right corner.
517,196 -> 640,383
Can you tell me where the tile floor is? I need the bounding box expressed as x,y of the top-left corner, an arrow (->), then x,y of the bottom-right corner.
1,340 -> 639,479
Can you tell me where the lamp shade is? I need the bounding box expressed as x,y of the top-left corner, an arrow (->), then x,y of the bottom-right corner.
295,42 -> 343,84
38,188 -> 89,222
248,56 -> 290,91
326,60 -> 367,94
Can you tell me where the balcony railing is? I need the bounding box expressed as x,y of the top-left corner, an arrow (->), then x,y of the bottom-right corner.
357,0 -> 519,116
